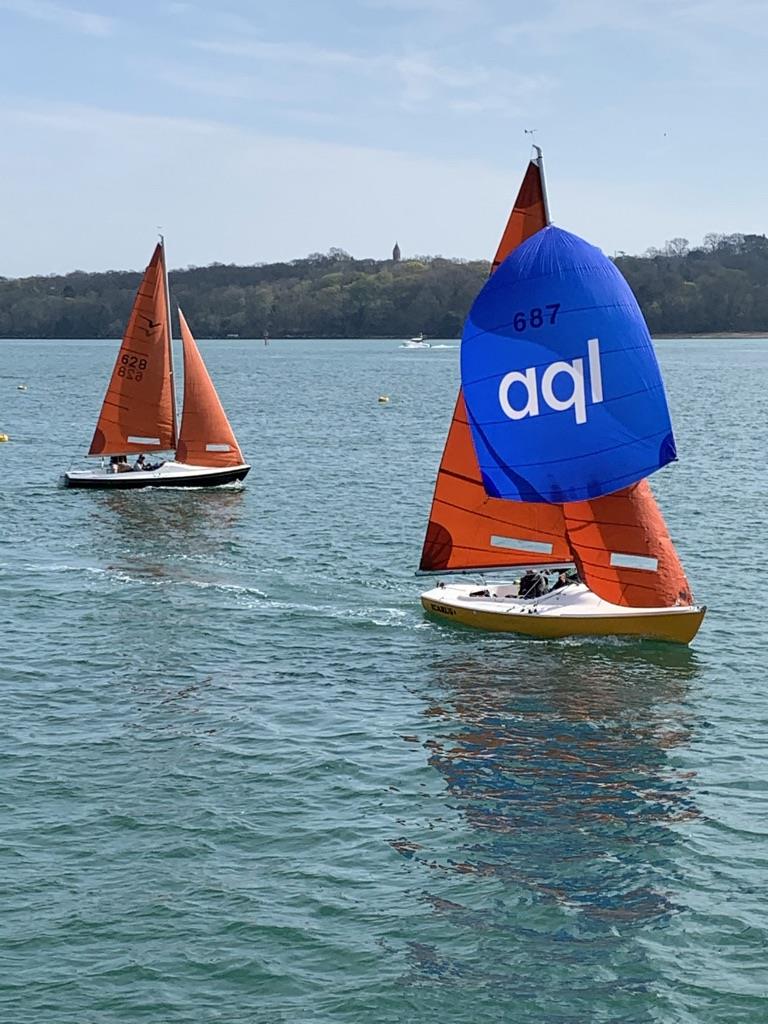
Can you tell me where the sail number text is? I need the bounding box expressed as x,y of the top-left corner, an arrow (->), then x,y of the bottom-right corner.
118,354 -> 148,382
512,304 -> 560,331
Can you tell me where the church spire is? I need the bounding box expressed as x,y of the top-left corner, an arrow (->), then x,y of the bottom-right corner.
392,241 -> 401,262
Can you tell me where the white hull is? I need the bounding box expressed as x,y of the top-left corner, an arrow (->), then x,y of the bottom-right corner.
421,581 -> 706,644
64,460 -> 250,489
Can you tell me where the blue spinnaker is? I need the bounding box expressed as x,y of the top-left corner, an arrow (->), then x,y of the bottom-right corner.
460,225 -> 676,503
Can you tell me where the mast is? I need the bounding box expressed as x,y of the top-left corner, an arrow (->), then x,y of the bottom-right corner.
532,145 -> 551,225
159,234 -> 178,448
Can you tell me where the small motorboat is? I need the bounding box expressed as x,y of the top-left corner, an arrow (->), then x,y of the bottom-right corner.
400,332 -> 430,349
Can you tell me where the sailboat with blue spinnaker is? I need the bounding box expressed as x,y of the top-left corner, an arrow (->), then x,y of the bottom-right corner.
418,150 -> 705,644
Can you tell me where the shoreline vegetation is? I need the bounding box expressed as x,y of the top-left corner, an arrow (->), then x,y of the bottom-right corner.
2,233 -> 767,340
654,332 -> 768,339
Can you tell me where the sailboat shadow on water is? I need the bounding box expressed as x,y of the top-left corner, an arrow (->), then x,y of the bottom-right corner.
64,241 -> 250,490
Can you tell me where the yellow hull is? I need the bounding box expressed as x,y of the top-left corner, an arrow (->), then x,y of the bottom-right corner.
421,596 -> 706,645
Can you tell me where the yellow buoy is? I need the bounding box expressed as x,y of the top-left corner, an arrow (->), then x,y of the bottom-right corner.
0,433 -> 9,442
378,395 -> 390,404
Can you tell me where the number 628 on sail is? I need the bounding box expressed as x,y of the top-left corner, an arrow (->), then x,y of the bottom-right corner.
117,353 -> 148,381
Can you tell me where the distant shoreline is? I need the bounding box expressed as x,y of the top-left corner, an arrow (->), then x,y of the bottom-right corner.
653,332 -> 768,339
2,332 -> 768,342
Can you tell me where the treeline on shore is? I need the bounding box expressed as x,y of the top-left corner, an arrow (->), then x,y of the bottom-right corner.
2,233 -> 767,339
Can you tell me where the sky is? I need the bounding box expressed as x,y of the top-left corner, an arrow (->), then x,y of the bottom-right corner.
0,0 -> 766,276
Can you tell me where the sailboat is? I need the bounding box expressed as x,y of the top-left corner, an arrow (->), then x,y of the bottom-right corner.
418,149 -> 705,644
64,241 -> 250,489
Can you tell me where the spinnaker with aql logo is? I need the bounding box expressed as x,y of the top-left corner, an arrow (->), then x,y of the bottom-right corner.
63,240 -> 250,489
418,149 -> 705,644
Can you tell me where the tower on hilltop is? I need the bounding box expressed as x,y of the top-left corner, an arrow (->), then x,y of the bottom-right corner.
392,241 -> 401,262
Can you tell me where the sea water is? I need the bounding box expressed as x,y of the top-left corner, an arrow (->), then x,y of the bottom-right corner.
0,338 -> 766,1023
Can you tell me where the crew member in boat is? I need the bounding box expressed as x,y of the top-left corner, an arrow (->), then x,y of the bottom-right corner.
109,456 -> 130,473
134,454 -> 147,471
550,568 -> 581,592
519,569 -> 547,599
550,570 -> 570,592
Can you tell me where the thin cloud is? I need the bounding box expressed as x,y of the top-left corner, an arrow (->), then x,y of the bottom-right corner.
192,37 -> 369,70
365,0 -> 480,13
188,34 -> 549,118
0,0 -> 115,35
392,53 -> 548,113
500,0 -> 768,41
0,99 -> 528,275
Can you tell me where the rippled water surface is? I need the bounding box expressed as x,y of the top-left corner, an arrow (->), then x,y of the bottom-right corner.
1,338 -> 766,1023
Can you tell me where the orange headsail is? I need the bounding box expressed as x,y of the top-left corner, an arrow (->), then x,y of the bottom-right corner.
89,243 -> 176,456
175,309 -> 245,468
419,152 -> 570,572
563,480 -> 693,608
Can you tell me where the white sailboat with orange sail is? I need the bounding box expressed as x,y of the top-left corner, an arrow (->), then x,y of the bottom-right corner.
64,241 -> 249,489
419,149 -> 705,644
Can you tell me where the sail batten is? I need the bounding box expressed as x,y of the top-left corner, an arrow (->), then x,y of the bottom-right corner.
88,244 -> 176,456
175,309 -> 245,468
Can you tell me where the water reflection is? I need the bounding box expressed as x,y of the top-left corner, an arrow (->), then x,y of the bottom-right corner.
82,488 -> 248,584
399,642 -> 702,1015
95,487 -> 246,544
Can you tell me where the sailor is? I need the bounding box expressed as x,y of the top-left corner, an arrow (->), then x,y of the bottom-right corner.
519,570 -> 545,599
134,454 -> 146,471
550,570 -> 570,592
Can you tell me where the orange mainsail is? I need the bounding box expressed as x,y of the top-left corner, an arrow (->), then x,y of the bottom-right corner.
420,151 -> 693,609
175,309 -> 245,468
419,152 -> 570,572
490,157 -> 550,273
420,391 -> 572,570
89,243 -> 176,456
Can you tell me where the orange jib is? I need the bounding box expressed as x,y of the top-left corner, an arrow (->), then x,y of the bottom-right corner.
175,309 -> 244,468
563,480 -> 694,608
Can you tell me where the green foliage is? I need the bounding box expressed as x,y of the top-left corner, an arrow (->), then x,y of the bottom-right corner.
1,235 -> 767,338
614,233 -> 768,334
